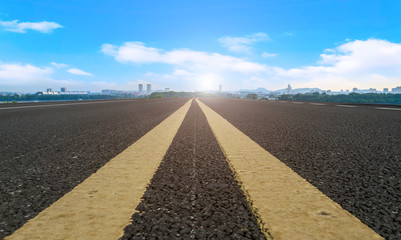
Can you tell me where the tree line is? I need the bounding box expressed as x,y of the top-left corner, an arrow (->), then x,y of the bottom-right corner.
278,92 -> 401,104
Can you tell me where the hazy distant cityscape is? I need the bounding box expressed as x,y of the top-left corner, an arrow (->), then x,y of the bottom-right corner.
1,83 -> 401,99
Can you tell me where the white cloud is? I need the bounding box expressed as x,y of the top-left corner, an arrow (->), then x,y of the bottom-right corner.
279,39 -> 401,90
51,62 -> 69,68
2,39 -> 400,92
172,69 -> 193,76
262,52 -> 277,58
0,20 -> 63,33
0,63 -> 52,82
0,62 -> 61,91
0,62 -> 155,92
319,39 -> 401,75
103,39 -> 401,91
102,42 -> 267,73
102,41 -> 272,90
101,42 -> 161,63
218,32 -> 270,54
67,68 -> 94,76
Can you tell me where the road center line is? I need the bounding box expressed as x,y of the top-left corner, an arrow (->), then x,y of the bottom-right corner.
309,103 -> 326,106
375,107 -> 401,111
197,99 -> 383,240
6,99 -> 192,240
335,104 -> 357,108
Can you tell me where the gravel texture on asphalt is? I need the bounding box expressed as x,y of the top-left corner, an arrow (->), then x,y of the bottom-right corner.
121,100 -> 266,240
200,98 -> 401,240
0,98 -> 188,239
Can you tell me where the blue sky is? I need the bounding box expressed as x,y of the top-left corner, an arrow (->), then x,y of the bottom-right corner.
1,0 -> 401,92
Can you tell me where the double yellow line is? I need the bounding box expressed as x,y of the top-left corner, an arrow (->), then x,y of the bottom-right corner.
7,99 -> 383,240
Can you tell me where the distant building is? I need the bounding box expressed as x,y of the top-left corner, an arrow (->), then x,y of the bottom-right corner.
138,84 -> 143,95
37,91 -> 59,95
101,89 -> 130,95
352,87 -> 358,92
102,89 -> 120,95
59,91 -> 88,95
383,88 -> 389,93
369,88 -> 377,93
146,84 -> 151,95
219,85 -> 222,93
165,88 -> 170,92
38,90 -> 88,95
392,86 -> 401,93
61,87 -> 68,92
286,84 -> 292,94
46,88 -> 53,92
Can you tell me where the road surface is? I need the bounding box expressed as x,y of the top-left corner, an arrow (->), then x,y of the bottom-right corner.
2,98 -> 399,239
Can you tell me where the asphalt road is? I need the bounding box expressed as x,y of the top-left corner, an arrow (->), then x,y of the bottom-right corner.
2,97 -> 400,239
200,98 -> 401,240
121,100 -> 266,239
0,98 -> 188,239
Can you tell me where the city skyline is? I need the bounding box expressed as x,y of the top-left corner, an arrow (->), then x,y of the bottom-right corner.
1,1 -> 401,92
9,83 -> 401,95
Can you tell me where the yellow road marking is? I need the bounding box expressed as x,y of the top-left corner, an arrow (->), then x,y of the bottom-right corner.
6,99 -> 193,240
336,104 -> 357,108
309,103 -> 326,106
197,99 -> 383,240
375,107 -> 401,111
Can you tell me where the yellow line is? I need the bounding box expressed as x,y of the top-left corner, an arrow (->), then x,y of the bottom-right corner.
6,99 -> 193,240
375,107 -> 401,111
336,104 -> 357,108
196,99 -> 383,240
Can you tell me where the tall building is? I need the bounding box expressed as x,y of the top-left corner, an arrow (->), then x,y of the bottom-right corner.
383,88 -> 389,93
46,88 -> 53,92
146,84 -> 151,95
286,84 -> 292,94
219,85 -> 222,93
61,87 -> 68,92
138,84 -> 143,94
392,86 -> 401,93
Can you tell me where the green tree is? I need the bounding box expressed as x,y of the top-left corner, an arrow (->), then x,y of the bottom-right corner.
246,93 -> 258,99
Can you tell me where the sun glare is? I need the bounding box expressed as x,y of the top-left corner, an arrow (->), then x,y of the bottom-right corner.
198,74 -> 221,91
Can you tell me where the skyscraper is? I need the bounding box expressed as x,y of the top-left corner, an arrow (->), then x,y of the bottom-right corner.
286,84 -> 292,94
147,84 -> 151,95
138,84 -> 143,94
